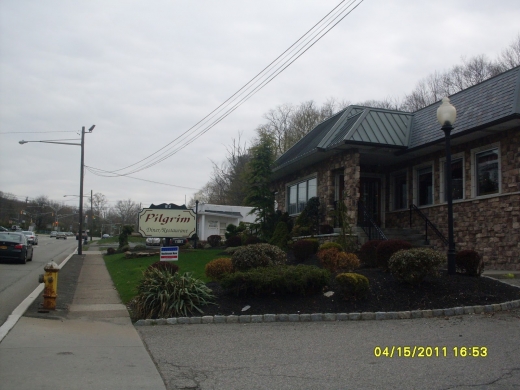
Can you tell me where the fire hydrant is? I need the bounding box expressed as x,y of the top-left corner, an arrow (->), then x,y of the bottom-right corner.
38,261 -> 59,311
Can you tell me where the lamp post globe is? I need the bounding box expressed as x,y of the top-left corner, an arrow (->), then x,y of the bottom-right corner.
437,97 -> 457,275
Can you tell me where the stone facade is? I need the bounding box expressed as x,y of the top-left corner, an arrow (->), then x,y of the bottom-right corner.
272,128 -> 520,269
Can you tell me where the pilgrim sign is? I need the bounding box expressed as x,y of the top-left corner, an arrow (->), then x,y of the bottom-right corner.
138,203 -> 196,238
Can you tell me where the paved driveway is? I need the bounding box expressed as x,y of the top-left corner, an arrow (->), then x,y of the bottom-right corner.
138,308 -> 520,389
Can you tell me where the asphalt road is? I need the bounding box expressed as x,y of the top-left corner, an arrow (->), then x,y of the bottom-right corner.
138,309 -> 520,390
0,234 -> 77,326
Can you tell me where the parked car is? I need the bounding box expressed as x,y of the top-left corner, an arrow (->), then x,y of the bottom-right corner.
21,231 -> 38,245
146,237 -> 161,246
0,226 -> 8,232
0,231 -> 33,264
164,238 -> 187,246
50,231 -> 57,238
66,232 -> 74,236
76,232 -> 88,240
102,234 -> 111,239
56,232 -> 67,240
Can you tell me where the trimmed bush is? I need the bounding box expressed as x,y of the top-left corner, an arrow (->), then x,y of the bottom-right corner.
119,244 -> 130,253
318,242 -> 344,252
220,265 -> 330,297
205,257 -> 234,281
388,248 -> 445,284
455,250 -> 484,276
225,236 -> 242,247
231,243 -> 287,271
245,235 -> 261,246
269,221 -> 290,250
293,238 -> 320,263
318,248 -> 360,272
133,269 -> 215,319
134,244 -> 147,251
335,273 -> 370,300
207,235 -> 222,248
106,247 -> 116,255
359,240 -> 383,268
376,239 -> 412,269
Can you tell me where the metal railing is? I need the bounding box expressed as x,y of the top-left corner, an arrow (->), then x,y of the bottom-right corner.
409,204 -> 448,246
358,201 -> 387,241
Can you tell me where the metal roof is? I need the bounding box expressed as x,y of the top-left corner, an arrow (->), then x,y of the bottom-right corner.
272,66 -> 520,174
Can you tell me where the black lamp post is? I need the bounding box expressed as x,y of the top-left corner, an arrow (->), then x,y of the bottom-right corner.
437,97 -> 457,275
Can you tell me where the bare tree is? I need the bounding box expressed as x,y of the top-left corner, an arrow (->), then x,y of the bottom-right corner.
498,34 -> 520,69
112,199 -> 140,226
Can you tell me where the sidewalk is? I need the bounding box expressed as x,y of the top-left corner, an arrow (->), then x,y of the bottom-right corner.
0,250 -> 166,390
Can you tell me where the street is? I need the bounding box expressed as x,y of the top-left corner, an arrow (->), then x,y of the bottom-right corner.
138,309 -> 520,389
0,234 -> 77,326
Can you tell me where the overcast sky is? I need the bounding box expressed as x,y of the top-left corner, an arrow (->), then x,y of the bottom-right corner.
1,0 -> 519,209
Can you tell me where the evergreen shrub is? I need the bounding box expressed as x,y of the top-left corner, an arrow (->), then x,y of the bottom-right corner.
335,273 -> 370,299
220,265 -> 330,297
231,243 -> 286,271
317,248 -> 360,272
455,250 -> 484,276
293,238 -> 320,263
207,235 -> 222,248
225,236 -> 242,247
388,248 -> 445,284
318,242 -> 344,252
269,221 -> 290,250
376,239 -> 412,269
204,257 -> 234,281
359,240 -> 383,268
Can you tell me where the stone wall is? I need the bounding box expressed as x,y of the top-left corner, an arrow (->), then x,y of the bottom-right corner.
385,128 -> 520,269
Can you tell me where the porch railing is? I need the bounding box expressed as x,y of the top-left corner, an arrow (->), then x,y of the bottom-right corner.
409,204 -> 448,246
358,201 -> 387,241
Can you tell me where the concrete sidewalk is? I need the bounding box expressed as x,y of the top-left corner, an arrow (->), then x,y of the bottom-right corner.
0,251 -> 166,390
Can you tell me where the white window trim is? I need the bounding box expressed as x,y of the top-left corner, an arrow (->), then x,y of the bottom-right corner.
286,173 -> 318,215
389,170 -> 408,211
471,143 -> 501,198
413,161 -> 434,207
439,152 -> 465,203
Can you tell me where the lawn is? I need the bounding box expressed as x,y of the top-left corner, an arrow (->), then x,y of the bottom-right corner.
104,248 -> 224,304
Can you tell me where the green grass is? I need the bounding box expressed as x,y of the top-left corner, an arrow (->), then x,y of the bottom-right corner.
104,248 -> 226,304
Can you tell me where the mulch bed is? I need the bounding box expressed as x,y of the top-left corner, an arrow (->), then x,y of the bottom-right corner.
199,254 -> 520,316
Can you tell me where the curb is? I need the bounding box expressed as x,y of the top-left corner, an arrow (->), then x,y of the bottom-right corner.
134,299 -> 520,326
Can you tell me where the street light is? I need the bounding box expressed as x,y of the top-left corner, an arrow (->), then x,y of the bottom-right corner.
20,125 -> 95,255
437,97 -> 457,275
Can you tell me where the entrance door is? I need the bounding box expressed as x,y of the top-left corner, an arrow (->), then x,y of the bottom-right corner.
359,177 -> 382,225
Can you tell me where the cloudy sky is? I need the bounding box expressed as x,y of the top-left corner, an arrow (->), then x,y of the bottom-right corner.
1,0 -> 519,209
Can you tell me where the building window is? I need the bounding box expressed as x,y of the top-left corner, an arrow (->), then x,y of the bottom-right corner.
440,155 -> 464,202
417,166 -> 433,206
391,172 -> 407,210
476,149 -> 499,196
288,177 -> 317,214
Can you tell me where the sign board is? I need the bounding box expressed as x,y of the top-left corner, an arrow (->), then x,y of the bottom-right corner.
138,203 -> 196,238
160,246 -> 179,261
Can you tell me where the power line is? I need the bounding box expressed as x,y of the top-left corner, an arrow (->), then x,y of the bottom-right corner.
89,0 -> 364,177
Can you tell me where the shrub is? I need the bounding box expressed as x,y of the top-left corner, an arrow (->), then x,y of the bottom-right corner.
269,221 -> 290,250
388,248 -> 445,284
320,224 -> 334,234
317,248 -> 360,272
205,257 -> 234,281
455,250 -> 484,276
147,261 -> 179,275
318,242 -> 344,252
106,247 -> 116,255
376,240 -> 412,269
207,235 -> 222,248
119,244 -> 130,253
133,269 -> 215,319
231,243 -> 287,271
359,240 -> 383,268
220,265 -> 330,296
134,244 -> 147,251
245,235 -> 261,246
293,238 -> 320,263
335,273 -> 370,299
225,236 -> 242,247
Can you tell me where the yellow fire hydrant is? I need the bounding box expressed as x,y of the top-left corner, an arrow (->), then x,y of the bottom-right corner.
39,261 -> 59,310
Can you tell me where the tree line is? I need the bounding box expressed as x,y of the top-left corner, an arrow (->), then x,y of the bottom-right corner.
190,35 -> 520,208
